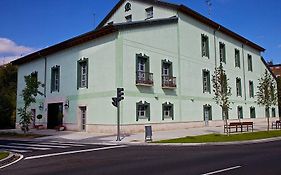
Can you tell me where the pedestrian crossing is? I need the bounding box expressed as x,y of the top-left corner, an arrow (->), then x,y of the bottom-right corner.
0,141 -> 91,153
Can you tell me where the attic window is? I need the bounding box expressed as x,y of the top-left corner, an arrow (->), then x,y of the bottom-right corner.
146,7 -> 153,19
125,15 -> 132,22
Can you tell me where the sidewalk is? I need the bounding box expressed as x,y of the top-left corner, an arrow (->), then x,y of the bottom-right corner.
0,122 -> 271,144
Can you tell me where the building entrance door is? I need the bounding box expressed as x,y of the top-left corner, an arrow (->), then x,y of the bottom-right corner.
47,103 -> 63,129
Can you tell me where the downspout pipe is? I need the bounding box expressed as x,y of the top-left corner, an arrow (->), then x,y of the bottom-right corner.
213,25 -> 221,67
242,43 -> 247,101
38,52 -> 47,98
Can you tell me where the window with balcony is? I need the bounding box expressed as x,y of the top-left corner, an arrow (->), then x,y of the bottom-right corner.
249,81 -> 254,98
248,54 -> 253,72
201,34 -> 209,58
219,42 -> 226,63
136,101 -> 150,121
250,107 -> 256,118
162,102 -> 174,120
237,106 -> 243,119
162,60 -> 176,88
202,69 -> 211,93
51,66 -> 60,93
145,7 -> 153,19
136,54 -> 153,86
236,78 -> 242,97
235,49 -> 240,68
77,58 -> 88,89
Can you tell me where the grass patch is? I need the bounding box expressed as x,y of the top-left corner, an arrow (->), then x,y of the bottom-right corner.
156,130 -> 281,143
0,152 -> 9,160
0,132 -> 46,139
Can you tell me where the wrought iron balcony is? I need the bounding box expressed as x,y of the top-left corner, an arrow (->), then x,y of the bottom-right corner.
162,75 -> 176,89
136,71 -> 154,86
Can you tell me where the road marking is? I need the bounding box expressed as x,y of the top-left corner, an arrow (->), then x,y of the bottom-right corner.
201,166 -> 242,175
0,154 -> 24,169
10,143 -> 69,149
0,145 -> 50,151
39,142 -> 85,147
4,149 -> 30,153
24,145 -> 127,160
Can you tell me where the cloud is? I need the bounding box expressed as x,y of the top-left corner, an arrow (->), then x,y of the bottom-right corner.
0,38 -> 34,56
0,56 -> 19,65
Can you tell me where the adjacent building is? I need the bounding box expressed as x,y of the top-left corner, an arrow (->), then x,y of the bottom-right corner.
13,0 -> 278,133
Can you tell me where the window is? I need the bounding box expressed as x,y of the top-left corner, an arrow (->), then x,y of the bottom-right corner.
219,42 -> 226,63
250,107 -> 256,118
162,102 -> 174,120
248,54 -> 253,71
237,106 -> 243,119
136,54 -> 153,85
136,101 -> 150,121
77,58 -> 88,89
202,70 -> 211,93
203,105 -> 212,121
249,81 -> 254,98
31,71 -> 38,82
236,78 -> 242,97
235,49 -> 240,68
201,34 -> 209,58
162,60 -> 176,88
125,15 -> 132,22
265,107 -> 270,118
145,7 -> 153,19
51,66 -> 60,92
272,108 -> 276,118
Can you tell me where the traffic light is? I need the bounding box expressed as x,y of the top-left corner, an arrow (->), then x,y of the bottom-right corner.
117,88 -> 124,102
112,97 -> 118,107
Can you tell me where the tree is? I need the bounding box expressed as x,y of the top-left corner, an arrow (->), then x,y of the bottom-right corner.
256,70 -> 278,131
212,63 -> 232,132
18,74 -> 43,133
276,76 -> 281,120
0,64 -> 17,129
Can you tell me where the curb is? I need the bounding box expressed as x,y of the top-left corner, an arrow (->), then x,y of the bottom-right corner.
0,152 -> 23,169
145,136 -> 281,146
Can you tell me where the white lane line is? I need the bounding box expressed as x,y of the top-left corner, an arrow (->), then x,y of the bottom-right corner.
24,145 -> 127,160
0,145 -> 50,151
201,166 -> 242,175
4,149 -> 30,153
0,154 -> 24,169
39,142 -> 85,147
10,143 -> 68,149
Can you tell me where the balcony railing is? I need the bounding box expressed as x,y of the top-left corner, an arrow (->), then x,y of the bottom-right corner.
136,71 -> 154,86
162,75 -> 176,88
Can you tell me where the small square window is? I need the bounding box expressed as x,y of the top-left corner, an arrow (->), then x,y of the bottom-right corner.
125,15 -> 132,22
145,7 -> 153,19
162,103 -> 174,120
136,102 -> 150,121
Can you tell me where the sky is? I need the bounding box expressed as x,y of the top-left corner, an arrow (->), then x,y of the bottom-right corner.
0,0 -> 280,65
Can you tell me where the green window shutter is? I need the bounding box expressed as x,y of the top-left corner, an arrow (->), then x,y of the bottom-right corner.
223,45 -> 226,63
207,71 -> 211,93
136,103 -> 139,121
171,104 -> 174,120
77,61 -> 81,89
201,35 -> 204,57
58,67 -> 60,92
145,58 -> 149,73
209,107 -> 212,120
162,104 -> 164,121
206,37 -> 209,57
51,68 -> 54,93
146,104 -> 150,121
169,63 -> 173,76
86,59 -> 89,89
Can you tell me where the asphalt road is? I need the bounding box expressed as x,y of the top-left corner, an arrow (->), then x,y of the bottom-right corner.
1,140 -> 281,175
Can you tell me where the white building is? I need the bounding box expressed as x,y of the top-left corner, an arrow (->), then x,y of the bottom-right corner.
13,0 -> 278,133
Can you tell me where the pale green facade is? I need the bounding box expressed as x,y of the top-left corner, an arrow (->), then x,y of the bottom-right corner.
15,0 -> 278,133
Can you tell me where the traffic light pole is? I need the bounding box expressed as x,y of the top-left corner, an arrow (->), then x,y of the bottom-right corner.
116,103 -> 121,141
